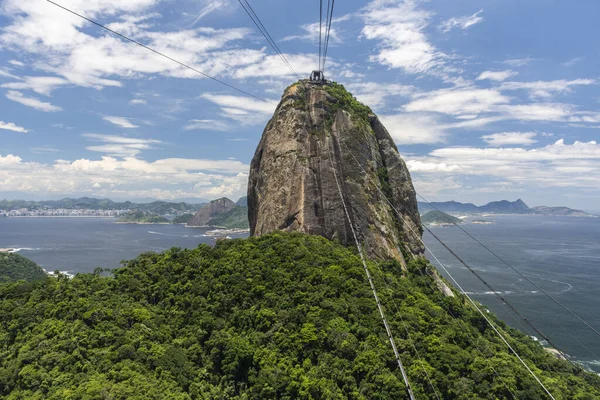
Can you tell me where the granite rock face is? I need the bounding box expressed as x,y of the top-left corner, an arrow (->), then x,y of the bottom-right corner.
248,81 -> 424,266
187,198 -> 236,227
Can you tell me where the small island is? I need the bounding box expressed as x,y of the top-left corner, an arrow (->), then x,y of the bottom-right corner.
115,211 -> 169,224
421,210 -> 463,226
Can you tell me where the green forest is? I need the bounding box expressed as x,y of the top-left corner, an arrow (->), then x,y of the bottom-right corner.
0,233 -> 598,399
0,252 -> 47,283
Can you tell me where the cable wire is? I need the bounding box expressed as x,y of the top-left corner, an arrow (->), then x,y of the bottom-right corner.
416,193 -> 600,342
341,134 -> 581,369
312,95 -> 416,399
318,0 -> 323,71
322,0 -> 336,73
236,0 -> 301,80
46,0 -> 276,104
339,138 -> 557,399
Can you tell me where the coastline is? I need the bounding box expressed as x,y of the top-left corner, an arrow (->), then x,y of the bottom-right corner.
3,216 -> 116,218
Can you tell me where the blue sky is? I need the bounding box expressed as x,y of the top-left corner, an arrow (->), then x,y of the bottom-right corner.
0,0 -> 599,209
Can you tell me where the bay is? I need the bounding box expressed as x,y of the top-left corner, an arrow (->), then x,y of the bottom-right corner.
1,215 -> 599,372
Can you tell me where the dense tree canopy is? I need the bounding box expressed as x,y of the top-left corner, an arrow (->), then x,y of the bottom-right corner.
0,232 -> 598,399
0,252 -> 47,283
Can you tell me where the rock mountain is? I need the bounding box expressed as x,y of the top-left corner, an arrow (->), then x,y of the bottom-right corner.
186,197 -> 236,227
248,81 -> 423,267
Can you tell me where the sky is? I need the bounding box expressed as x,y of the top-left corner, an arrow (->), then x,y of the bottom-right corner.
0,0 -> 599,209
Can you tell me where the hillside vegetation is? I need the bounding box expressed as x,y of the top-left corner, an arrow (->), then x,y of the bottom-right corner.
0,253 -> 47,283
421,211 -> 462,226
115,211 -> 169,224
208,207 -> 249,229
0,233 -> 598,399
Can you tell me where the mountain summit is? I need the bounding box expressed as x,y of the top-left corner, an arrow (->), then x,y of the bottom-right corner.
248,81 -> 422,266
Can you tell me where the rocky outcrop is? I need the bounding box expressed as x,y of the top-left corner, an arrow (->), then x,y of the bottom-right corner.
186,198 -> 236,227
248,81 -> 424,266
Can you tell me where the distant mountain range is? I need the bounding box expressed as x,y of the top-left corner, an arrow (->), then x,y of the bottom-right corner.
418,199 -> 593,217
0,197 -> 206,214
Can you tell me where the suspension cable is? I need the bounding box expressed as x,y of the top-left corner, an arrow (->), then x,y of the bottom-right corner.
322,0 -> 336,73
342,135 -> 581,368
339,138 -> 557,399
315,95 -> 416,399
236,0 -> 301,80
46,0 -> 276,104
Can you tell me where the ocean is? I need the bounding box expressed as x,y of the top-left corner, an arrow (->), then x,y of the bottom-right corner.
1,215 -> 599,372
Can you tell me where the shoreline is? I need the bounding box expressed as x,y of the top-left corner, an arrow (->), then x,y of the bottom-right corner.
2,216 -> 117,218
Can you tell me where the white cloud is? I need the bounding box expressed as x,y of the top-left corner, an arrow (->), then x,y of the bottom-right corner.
347,82 -> 414,109
1,76 -> 69,95
190,0 -> 228,27
407,140 -> 600,198
476,70 -> 517,82
103,116 -> 139,129
481,132 -> 538,147
439,10 -> 484,33
130,99 -> 147,105
0,153 -> 250,200
8,60 -> 24,67
5,90 -> 62,112
0,121 -> 28,133
83,133 -> 160,157
379,113 -> 446,145
361,0 -> 442,74
406,160 -> 460,172
282,14 -> 350,44
504,57 -> 534,67
201,93 -> 277,124
404,87 -> 510,116
500,79 -> 595,98
184,119 -> 230,131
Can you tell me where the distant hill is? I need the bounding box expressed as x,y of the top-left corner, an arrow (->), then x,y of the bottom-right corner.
187,198 -> 249,229
0,252 -> 47,283
236,196 -> 248,207
171,214 -> 194,224
0,197 -> 205,213
418,199 -> 593,217
421,210 -> 463,226
115,211 -> 169,224
531,206 -> 592,217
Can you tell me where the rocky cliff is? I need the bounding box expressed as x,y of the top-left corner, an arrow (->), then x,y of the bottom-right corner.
248,81 -> 423,266
186,197 -> 236,227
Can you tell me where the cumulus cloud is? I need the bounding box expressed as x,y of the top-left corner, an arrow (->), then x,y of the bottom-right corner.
103,116 -> 139,129
5,90 -> 62,112
481,132 -> 538,147
476,70 -> 517,82
346,82 -> 414,109
439,10 -> 484,33
379,113 -> 446,145
0,153 -> 250,200
361,0 -> 443,74
0,121 -> 28,133
407,140 -> 600,198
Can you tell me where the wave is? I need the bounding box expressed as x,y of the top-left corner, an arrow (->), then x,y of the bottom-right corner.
148,231 -> 190,238
7,247 -> 43,253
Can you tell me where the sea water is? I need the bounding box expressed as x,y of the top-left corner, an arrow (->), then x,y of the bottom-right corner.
1,215 -> 598,372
